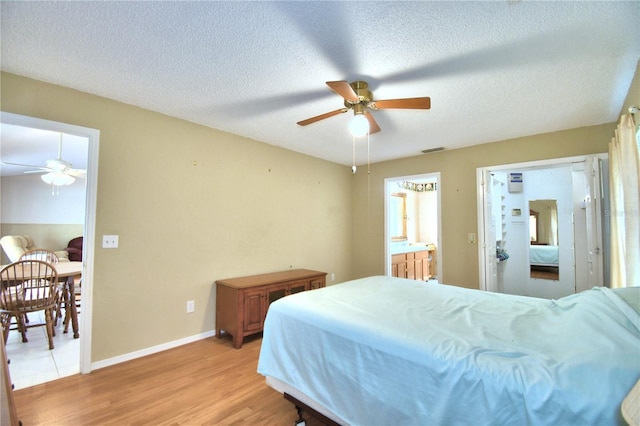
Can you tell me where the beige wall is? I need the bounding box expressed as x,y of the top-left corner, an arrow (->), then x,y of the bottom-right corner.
1,72 -> 354,361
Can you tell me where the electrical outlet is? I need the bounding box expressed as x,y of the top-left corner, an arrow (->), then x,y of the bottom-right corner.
468,233 -> 476,244
331,273 -> 335,281
186,300 -> 195,313
102,235 -> 119,248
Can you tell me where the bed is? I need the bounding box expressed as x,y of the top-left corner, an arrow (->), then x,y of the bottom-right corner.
257,276 -> 640,425
529,244 -> 559,267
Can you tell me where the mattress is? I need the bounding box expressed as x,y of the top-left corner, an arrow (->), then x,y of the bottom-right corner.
529,244 -> 559,266
257,276 -> 640,425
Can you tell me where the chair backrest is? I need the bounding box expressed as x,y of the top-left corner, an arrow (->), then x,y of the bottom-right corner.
0,260 -> 58,313
19,249 -> 59,264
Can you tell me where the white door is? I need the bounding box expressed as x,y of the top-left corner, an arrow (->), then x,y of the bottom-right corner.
583,157 -> 605,289
480,170 -> 498,292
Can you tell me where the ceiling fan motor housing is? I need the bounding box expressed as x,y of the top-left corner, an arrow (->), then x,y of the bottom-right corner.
344,81 -> 373,110
46,158 -> 73,171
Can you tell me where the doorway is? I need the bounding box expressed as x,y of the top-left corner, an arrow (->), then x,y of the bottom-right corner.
384,172 -> 442,281
477,154 -> 607,298
0,111 -> 99,385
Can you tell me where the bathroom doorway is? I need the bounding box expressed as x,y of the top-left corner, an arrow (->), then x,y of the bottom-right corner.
384,172 -> 442,281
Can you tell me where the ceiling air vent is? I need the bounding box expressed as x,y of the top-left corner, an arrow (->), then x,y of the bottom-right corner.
421,147 -> 445,154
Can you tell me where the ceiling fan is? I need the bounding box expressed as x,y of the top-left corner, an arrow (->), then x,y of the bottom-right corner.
1,134 -> 86,184
297,80 -> 431,134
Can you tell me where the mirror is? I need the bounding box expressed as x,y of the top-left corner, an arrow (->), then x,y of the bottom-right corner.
390,192 -> 407,241
529,199 -> 559,280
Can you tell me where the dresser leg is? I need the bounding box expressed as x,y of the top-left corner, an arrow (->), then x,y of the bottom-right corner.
232,334 -> 243,349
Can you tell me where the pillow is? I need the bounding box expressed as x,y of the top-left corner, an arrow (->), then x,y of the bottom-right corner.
611,287 -> 640,314
55,250 -> 70,262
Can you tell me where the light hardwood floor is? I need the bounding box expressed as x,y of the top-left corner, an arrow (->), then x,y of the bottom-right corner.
12,334 -> 324,425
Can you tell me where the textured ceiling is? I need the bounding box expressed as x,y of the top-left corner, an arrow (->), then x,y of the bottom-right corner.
1,1 -> 639,173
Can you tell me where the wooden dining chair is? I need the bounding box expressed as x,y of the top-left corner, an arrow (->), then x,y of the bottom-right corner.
19,249 -> 59,264
0,260 -> 58,350
19,249 -> 66,325
21,249 -> 76,326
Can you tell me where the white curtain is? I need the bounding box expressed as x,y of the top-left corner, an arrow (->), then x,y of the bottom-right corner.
609,113 -> 640,288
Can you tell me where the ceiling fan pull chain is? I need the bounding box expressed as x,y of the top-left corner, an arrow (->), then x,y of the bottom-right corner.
57,133 -> 64,159
367,131 -> 372,208
367,132 -> 370,176
352,135 -> 357,174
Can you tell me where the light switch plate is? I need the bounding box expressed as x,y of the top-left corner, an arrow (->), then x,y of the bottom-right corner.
102,235 -> 119,248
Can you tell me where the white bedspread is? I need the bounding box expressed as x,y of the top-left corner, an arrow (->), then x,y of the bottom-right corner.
530,244 -> 559,266
257,276 -> 640,425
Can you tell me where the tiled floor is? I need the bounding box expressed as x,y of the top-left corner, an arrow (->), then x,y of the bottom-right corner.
5,310 -> 80,390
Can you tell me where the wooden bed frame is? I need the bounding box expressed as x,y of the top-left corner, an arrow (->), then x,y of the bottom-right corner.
284,393 -> 341,426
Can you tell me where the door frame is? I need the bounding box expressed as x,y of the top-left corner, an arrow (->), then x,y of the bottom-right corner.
384,172 -> 442,280
1,111 -> 99,374
477,154 -> 606,293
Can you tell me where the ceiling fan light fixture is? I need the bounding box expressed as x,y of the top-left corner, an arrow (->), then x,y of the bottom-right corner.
349,113 -> 369,137
41,171 -> 75,186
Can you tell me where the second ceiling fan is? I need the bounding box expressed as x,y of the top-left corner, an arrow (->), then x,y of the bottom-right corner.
1,133 -> 86,184
297,80 -> 431,135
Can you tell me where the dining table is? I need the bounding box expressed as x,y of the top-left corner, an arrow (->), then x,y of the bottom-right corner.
0,261 -> 82,338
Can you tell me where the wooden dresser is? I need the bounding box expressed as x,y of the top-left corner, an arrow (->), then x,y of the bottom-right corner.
215,269 -> 326,349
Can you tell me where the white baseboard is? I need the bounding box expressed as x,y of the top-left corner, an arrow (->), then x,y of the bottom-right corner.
90,330 -> 217,371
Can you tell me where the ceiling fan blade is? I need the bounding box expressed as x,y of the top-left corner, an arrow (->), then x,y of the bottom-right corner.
326,81 -> 359,103
297,108 -> 349,126
372,97 -> 431,110
364,112 -> 381,134
67,169 -> 87,178
1,161 -> 48,170
23,169 -> 50,174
